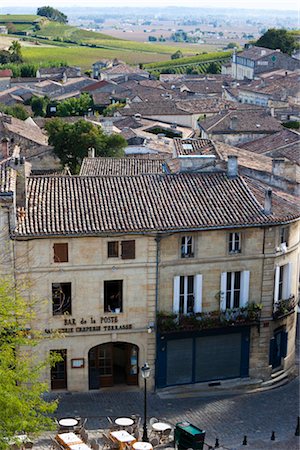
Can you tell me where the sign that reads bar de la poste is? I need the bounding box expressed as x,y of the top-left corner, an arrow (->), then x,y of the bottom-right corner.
45,316 -> 133,334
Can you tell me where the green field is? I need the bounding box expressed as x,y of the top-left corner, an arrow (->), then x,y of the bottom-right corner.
0,14 -> 40,23
22,46 -> 171,68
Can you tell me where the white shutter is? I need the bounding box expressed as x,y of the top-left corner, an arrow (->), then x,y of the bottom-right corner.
283,262 -> 292,299
220,272 -> 227,311
173,276 -> 180,314
240,270 -> 250,307
194,274 -> 203,313
274,265 -> 280,303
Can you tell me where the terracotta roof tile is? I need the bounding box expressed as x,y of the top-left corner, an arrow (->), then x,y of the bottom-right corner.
174,138 -> 215,156
80,157 -> 165,176
14,172 -> 300,237
0,158 -> 15,193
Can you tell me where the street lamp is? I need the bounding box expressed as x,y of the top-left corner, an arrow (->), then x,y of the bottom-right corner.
141,362 -> 151,442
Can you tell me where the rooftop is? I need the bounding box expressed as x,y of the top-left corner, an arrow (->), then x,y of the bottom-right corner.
14,172 -> 299,238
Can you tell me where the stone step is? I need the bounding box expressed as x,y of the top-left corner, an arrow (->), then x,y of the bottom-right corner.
261,370 -> 288,387
271,369 -> 285,379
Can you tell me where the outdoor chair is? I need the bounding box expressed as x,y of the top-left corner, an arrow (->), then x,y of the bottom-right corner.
150,437 -> 160,448
90,438 -> 100,450
160,428 -> 172,444
102,433 -> 119,450
149,417 -> 158,427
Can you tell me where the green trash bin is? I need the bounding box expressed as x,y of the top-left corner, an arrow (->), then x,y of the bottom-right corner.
175,421 -> 205,450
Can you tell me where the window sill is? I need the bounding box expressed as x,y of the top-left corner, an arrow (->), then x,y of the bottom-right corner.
229,250 -> 241,255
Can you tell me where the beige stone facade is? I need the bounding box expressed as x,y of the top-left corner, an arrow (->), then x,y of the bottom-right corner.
15,234 -> 157,391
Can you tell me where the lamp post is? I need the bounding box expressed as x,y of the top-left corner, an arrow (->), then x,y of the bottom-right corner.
141,362 -> 151,442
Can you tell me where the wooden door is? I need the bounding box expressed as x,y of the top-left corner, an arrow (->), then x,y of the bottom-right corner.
126,344 -> 138,385
51,349 -> 67,390
99,343 -> 113,386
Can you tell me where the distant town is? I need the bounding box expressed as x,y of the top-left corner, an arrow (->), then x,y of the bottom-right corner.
0,4 -> 299,450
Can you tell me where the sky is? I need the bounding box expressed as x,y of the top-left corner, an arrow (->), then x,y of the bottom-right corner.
0,0 -> 299,10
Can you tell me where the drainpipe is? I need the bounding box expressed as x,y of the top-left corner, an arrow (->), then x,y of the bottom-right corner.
154,234 -> 161,392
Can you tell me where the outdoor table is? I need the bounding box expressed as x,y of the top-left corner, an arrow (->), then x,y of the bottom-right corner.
110,430 -> 136,450
151,422 -> 172,432
69,444 -> 91,450
115,417 -> 134,427
132,442 -> 153,450
56,432 -> 83,447
59,418 -> 79,428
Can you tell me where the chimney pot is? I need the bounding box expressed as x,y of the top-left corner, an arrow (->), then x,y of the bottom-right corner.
1,137 -> 9,159
264,188 -> 272,215
227,155 -> 238,178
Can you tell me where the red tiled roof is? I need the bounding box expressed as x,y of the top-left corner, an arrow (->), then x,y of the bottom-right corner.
0,69 -> 13,77
0,158 -> 15,193
14,172 -> 299,237
174,138 -> 215,156
80,157 -> 165,176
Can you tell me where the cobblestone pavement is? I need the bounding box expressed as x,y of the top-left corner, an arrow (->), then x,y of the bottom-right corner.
34,377 -> 300,450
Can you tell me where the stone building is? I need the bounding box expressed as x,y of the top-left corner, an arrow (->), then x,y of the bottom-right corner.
0,153 -> 299,392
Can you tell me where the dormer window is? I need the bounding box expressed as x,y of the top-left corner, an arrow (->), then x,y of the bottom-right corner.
181,236 -> 193,258
229,232 -> 241,254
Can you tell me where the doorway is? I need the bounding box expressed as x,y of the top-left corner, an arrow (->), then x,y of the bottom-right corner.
269,329 -> 288,370
88,342 -> 138,389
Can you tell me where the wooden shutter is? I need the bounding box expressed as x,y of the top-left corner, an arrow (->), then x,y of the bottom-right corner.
283,262 -> 292,299
53,243 -> 68,263
173,276 -> 180,314
240,270 -> 250,307
220,272 -> 227,311
121,240 -> 135,259
274,265 -> 280,303
269,337 -> 276,365
194,274 -> 203,313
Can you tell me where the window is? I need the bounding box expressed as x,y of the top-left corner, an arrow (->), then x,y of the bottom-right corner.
220,271 -> 250,310
52,283 -> 71,315
121,240 -> 135,259
274,263 -> 292,302
226,271 -> 241,308
173,274 -> 202,314
53,243 -> 68,263
108,241 -> 119,258
104,280 -> 123,313
279,226 -> 289,247
181,236 -> 194,258
229,232 -> 241,253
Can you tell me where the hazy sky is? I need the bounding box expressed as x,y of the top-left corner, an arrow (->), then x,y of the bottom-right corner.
0,0 -> 299,10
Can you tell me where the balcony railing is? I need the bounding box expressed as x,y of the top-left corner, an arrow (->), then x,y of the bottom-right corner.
273,295 -> 296,320
157,303 -> 262,333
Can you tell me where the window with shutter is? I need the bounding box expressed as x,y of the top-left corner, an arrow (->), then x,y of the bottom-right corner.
121,240 -> 135,259
53,243 -> 68,263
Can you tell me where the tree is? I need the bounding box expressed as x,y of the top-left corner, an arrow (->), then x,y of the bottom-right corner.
0,276 -> 59,447
45,118 -> 126,173
0,103 -> 29,121
171,50 -> 183,60
255,28 -> 299,56
102,102 -> 125,117
56,93 -> 93,117
37,6 -> 68,24
8,40 -> 23,63
206,62 -> 220,74
30,96 -> 49,117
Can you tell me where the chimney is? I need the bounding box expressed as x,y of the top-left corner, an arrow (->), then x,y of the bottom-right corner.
270,107 -> 275,117
88,147 -> 95,158
10,156 -> 28,208
229,115 -> 238,130
227,155 -> 238,178
264,188 -> 272,215
1,137 -> 9,159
